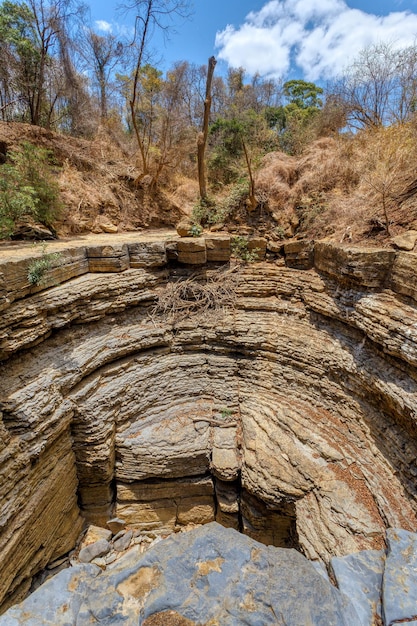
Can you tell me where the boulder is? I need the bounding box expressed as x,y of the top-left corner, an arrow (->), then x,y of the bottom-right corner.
383,528 -> 417,626
391,230 -> 417,251
0,523 -> 361,625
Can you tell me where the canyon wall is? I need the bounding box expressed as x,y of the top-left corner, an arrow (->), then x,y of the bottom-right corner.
1,235 -> 417,610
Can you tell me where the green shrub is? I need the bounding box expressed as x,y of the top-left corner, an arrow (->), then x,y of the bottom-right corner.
230,236 -> 259,262
188,223 -> 203,237
0,142 -> 62,238
27,245 -> 62,286
0,167 -> 38,238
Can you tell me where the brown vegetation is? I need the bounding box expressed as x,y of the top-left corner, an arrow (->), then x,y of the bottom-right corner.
1,116 -> 417,245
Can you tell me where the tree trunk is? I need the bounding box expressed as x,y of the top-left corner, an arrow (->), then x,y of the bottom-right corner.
242,139 -> 257,211
197,56 -> 216,200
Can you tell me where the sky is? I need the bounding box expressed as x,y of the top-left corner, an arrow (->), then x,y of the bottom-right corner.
89,0 -> 417,82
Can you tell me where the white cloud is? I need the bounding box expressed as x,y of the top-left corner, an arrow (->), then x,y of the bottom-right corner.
215,0 -> 417,81
95,20 -> 113,33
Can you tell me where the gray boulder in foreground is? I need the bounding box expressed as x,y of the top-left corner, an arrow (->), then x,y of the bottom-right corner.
0,522 -> 360,626
330,549 -> 385,626
383,528 -> 417,626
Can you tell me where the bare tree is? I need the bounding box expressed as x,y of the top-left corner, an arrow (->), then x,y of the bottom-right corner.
197,55 -> 216,200
329,42 -> 417,130
78,28 -> 124,122
120,0 -> 191,181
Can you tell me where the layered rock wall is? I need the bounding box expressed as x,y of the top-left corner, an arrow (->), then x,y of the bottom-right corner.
1,235 -> 417,610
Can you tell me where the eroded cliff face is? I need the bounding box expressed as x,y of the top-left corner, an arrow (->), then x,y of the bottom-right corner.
1,235 -> 417,611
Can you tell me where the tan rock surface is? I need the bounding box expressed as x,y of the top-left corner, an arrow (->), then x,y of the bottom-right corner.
1,236 -> 417,608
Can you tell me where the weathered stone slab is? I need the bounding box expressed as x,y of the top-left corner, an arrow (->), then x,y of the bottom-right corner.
383,528 -> 417,626
0,247 -> 89,307
284,239 -> 314,269
205,236 -> 231,262
128,241 -> 167,268
390,251 -> 417,301
392,230 -> 417,251
314,241 -> 395,287
331,549 -> 385,626
177,238 -> 207,264
115,477 -> 215,533
87,244 -> 129,272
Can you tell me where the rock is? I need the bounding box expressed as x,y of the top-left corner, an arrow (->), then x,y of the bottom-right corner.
314,241 -> 395,287
2,235 -> 417,608
79,525 -> 112,549
177,238 -> 206,264
205,236 -> 231,262
92,215 -> 118,234
383,528 -> 417,625
128,241 -> 167,268
284,239 -> 314,269
0,523 -> 361,625
87,244 -> 129,272
0,564 -> 100,625
389,251 -> 417,302
11,218 -> 55,240
331,549 -> 385,626
107,517 -> 127,534
391,229 -> 417,250
176,219 -> 193,237
101,222 -> 118,234
78,539 -> 111,563
113,530 -> 133,552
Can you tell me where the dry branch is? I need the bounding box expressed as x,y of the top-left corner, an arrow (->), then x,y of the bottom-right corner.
151,267 -> 239,324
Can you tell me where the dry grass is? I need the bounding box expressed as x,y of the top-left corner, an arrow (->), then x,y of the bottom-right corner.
151,267 -> 239,324
253,122 -> 417,243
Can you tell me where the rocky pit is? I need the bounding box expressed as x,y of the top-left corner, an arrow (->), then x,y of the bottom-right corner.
0,233 -> 417,616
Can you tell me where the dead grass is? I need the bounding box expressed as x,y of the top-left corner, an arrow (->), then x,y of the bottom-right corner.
2,118 -> 417,245
252,122 -> 417,244
151,267 -> 239,324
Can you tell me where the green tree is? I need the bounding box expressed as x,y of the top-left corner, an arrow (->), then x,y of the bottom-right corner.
0,141 -> 62,238
0,0 -> 39,121
276,80 -> 324,154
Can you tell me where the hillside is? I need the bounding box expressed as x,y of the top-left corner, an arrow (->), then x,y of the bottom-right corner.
1,120 -> 417,248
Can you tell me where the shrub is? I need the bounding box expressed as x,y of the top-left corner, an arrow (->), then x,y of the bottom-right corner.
0,142 -> 62,238
0,168 -> 38,238
27,244 -> 62,286
230,236 -> 259,262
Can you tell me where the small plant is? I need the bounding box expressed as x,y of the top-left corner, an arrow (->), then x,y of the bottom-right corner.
274,226 -> 286,240
220,407 -> 233,419
27,244 -> 62,286
189,223 -> 202,237
230,236 -> 259,262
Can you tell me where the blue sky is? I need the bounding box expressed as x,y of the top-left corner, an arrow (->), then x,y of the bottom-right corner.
89,0 -> 417,81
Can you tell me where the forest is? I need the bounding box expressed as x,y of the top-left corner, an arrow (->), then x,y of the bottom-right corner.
1,0 -> 417,244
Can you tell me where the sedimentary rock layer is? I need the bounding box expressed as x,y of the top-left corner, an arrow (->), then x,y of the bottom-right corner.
0,235 -> 417,609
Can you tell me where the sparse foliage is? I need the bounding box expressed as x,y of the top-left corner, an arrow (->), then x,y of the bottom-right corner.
27,242 -> 62,284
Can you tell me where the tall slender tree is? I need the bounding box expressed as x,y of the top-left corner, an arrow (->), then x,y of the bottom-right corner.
120,0 -> 191,181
